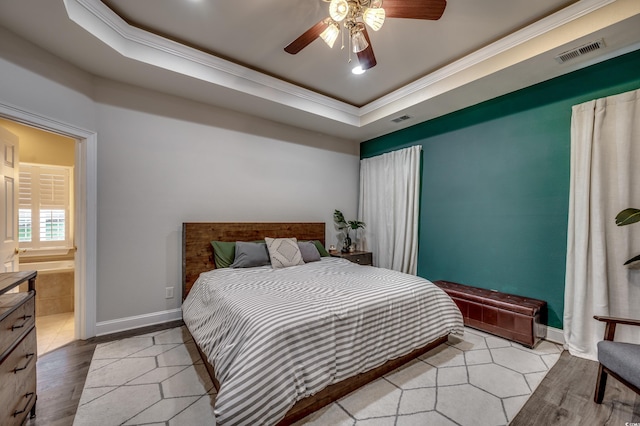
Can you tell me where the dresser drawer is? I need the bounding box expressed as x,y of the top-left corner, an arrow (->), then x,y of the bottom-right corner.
0,294 -> 35,357
348,252 -> 372,265
330,251 -> 373,266
0,326 -> 37,426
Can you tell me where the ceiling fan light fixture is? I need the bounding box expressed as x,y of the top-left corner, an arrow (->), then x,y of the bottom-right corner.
351,30 -> 369,53
329,0 -> 349,22
320,23 -> 340,48
288,0 -> 447,73
363,7 -> 385,31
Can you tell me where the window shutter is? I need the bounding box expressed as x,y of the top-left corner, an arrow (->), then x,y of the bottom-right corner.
39,171 -> 67,209
19,169 -> 33,242
18,164 -> 72,248
19,169 -> 32,208
39,169 -> 68,242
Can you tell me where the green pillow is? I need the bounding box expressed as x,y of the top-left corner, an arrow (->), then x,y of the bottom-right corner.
211,241 -> 236,269
311,240 -> 331,257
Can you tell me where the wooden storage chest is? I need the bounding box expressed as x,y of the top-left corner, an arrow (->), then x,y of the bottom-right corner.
434,280 -> 546,348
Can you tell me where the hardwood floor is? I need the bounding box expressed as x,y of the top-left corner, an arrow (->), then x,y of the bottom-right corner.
25,327 -> 640,426
25,321 -> 183,426
511,351 -> 640,425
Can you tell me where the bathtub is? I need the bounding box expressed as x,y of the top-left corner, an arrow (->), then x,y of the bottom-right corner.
19,260 -> 75,316
19,260 -> 75,274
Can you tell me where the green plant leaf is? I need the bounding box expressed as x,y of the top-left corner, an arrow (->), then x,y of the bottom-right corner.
615,208 -> 640,226
348,220 -> 365,230
333,209 -> 346,226
624,253 -> 640,266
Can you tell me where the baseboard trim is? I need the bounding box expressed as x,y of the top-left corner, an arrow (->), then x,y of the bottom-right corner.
96,308 -> 183,337
543,325 -> 565,345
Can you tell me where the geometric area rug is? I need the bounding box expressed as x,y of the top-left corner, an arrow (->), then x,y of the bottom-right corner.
73,326 -> 563,425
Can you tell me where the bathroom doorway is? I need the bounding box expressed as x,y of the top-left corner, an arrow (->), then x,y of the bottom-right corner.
0,117 -> 77,355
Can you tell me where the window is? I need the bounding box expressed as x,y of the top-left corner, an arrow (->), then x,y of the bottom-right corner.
19,163 -> 73,251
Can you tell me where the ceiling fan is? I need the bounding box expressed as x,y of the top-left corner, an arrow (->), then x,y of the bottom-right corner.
284,0 -> 447,73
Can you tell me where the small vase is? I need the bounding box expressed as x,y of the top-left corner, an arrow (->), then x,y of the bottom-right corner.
342,235 -> 352,253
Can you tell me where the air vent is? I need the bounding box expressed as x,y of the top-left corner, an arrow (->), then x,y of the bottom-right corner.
555,39 -> 605,64
391,115 -> 411,123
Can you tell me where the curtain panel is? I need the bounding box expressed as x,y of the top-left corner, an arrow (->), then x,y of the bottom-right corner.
358,145 -> 421,274
565,88 -> 640,360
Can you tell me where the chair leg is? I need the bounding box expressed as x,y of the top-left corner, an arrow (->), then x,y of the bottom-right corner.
594,364 -> 608,403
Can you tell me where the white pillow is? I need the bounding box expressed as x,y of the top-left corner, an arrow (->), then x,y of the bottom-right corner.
265,237 -> 305,269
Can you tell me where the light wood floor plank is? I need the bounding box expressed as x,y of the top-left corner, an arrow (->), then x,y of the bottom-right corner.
511,351 -> 640,425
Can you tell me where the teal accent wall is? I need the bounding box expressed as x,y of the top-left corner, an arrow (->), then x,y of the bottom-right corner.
361,49 -> 640,329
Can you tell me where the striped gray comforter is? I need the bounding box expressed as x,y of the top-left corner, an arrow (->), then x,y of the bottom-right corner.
182,257 -> 463,425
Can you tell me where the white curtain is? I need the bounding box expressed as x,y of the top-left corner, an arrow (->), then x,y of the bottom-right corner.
358,145 -> 421,274
564,88 -> 640,360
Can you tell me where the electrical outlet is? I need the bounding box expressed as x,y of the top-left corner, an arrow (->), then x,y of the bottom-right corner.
165,287 -> 174,299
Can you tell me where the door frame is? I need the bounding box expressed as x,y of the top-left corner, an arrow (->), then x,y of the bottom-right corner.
0,102 -> 97,339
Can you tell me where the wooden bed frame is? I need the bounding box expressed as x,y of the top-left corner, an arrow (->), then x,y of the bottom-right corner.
182,222 -> 449,425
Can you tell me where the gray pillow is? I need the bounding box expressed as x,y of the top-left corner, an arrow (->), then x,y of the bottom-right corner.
230,241 -> 271,268
298,241 -> 321,263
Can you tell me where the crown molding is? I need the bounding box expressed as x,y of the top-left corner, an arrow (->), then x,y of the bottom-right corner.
359,0 -> 616,121
64,0 -> 617,128
64,0 -> 361,125
364,0 -> 616,110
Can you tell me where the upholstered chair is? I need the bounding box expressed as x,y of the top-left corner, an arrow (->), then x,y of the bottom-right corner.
593,316 -> 640,403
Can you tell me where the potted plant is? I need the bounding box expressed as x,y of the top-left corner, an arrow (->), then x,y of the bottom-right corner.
615,207 -> 640,268
334,210 -> 365,253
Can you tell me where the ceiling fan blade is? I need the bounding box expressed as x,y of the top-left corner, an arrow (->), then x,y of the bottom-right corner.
356,28 -> 376,70
284,20 -> 329,54
383,0 -> 447,20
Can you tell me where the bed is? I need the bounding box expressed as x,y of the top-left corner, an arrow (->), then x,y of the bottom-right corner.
181,222 -> 464,425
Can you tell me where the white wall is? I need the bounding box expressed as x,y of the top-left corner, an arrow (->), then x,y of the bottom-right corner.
0,25 -> 360,331
93,79 -> 359,322
0,26 -> 95,130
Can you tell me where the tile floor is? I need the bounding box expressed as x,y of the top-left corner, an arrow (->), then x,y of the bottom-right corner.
73,326 -> 563,425
36,311 -> 75,356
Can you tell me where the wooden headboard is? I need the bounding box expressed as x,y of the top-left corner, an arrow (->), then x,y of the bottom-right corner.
182,222 -> 325,300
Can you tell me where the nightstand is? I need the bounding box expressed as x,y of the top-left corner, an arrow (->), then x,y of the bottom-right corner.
330,250 -> 373,266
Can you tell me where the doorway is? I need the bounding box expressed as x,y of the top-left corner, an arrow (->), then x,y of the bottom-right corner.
0,118 -> 77,354
0,102 -> 96,342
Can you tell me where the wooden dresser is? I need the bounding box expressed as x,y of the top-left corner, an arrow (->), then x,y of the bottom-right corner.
0,271 -> 37,426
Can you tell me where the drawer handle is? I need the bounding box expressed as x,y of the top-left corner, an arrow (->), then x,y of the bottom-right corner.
11,315 -> 33,331
13,352 -> 35,373
13,392 -> 35,417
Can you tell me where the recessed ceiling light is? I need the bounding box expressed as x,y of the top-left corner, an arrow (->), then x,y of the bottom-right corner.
352,66 -> 366,75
